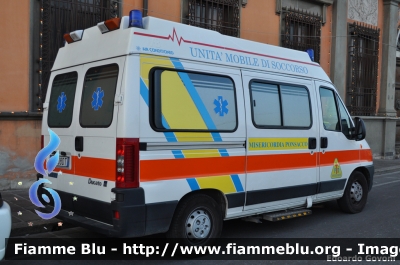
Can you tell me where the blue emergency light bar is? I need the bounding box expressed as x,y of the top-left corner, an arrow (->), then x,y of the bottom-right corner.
306,49 -> 314,62
129,10 -> 143,28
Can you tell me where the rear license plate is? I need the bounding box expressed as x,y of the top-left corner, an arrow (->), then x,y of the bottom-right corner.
57,156 -> 69,168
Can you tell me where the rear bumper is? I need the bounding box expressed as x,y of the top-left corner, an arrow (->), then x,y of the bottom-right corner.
39,186 -> 178,238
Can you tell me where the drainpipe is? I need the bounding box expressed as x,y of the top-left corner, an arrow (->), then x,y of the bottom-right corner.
143,0 -> 148,17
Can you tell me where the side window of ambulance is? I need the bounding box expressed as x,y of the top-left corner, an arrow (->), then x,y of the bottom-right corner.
152,69 -> 237,131
337,96 -> 354,138
319,87 -> 340,131
250,81 -> 312,128
48,72 -> 78,128
250,83 -> 281,126
80,64 -> 119,127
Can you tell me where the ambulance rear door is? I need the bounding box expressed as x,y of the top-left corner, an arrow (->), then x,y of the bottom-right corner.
44,65 -> 83,190
63,57 -> 126,203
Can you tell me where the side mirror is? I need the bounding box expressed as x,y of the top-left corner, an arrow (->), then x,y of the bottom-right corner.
354,117 -> 366,141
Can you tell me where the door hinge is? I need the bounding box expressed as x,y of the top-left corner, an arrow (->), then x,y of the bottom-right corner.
115,94 -> 123,105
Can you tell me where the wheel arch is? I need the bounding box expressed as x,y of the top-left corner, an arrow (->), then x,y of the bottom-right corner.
176,189 -> 228,219
353,166 -> 373,191
165,189 -> 226,243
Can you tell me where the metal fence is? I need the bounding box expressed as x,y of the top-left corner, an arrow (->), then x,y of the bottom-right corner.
281,7 -> 321,63
39,0 -> 119,108
187,0 -> 240,37
346,22 -> 380,116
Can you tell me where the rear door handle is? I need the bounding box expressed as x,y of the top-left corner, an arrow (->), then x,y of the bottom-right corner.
75,136 -> 84,152
321,137 -> 328,148
308,137 -> 316,150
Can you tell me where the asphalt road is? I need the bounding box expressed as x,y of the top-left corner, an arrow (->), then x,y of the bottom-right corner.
4,170 -> 400,265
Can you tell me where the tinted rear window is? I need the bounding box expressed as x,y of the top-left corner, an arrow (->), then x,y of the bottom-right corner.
79,64 -> 119,127
48,72 -> 78,128
152,69 -> 237,132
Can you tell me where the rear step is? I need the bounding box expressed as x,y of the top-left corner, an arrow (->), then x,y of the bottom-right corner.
263,209 -> 312,222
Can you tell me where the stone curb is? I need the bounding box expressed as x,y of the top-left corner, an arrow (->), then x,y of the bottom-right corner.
375,165 -> 400,174
10,219 -> 61,237
10,218 -> 76,237
0,178 -> 36,191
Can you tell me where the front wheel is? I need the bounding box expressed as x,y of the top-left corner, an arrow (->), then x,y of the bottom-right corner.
166,194 -> 223,246
337,171 -> 369,213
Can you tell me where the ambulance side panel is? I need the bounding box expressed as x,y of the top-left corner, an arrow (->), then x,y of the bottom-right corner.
135,55 -> 247,230
241,70 -> 319,216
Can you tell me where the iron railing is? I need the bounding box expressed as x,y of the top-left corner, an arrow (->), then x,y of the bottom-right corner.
346,22 -> 380,116
281,7 -> 321,63
187,0 -> 240,37
38,0 -> 118,109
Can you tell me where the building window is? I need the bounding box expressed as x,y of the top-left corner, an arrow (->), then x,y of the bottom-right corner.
187,0 -> 240,37
281,7 -> 322,63
38,0 -> 119,111
346,22 -> 380,116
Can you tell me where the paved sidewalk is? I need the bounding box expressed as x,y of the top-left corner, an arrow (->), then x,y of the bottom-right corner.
373,158 -> 400,173
1,189 -> 74,237
2,158 -> 399,237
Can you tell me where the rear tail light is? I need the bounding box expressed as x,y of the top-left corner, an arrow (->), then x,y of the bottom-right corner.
114,211 -> 120,220
97,18 -> 121,33
63,30 -> 84,44
116,138 -> 139,188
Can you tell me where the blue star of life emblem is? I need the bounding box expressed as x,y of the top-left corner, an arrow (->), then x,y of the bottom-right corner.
91,87 -> 104,111
57,92 -> 67,113
213,96 -> 228,117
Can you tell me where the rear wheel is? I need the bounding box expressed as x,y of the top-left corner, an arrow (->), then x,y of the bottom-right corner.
337,171 -> 368,213
166,193 -> 223,246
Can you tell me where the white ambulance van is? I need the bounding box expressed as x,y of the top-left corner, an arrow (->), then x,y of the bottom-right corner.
38,10 -> 374,245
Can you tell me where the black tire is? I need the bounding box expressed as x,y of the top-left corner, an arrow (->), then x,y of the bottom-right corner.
166,193 -> 223,246
337,171 -> 369,213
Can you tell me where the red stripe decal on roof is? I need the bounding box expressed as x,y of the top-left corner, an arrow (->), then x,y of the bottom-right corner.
134,29 -> 320,67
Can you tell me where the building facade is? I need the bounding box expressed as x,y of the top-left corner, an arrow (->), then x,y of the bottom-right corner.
0,0 -> 399,190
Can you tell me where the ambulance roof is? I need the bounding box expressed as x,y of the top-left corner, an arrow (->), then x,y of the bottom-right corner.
53,15 -> 331,82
